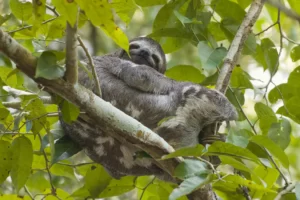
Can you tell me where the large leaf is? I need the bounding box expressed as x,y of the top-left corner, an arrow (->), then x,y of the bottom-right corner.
9,0 -> 32,21
61,100 -> 80,123
206,141 -> 260,163
76,0 -> 129,51
212,0 -> 246,23
11,136 -> 33,192
198,41 -> 227,76
163,144 -> 205,159
51,135 -> 82,164
111,0 -> 137,24
250,135 -> 289,169
0,140 -> 12,184
268,118 -> 291,150
165,65 -> 205,83
254,102 -> 277,134
35,51 -> 65,80
52,0 -> 78,26
290,45 -> 300,62
85,164 -> 112,197
174,159 -> 209,179
169,174 -> 213,200
230,67 -> 253,89
99,176 -> 135,198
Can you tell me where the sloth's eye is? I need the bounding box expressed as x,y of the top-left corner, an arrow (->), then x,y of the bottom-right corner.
130,44 -> 140,49
152,54 -> 160,64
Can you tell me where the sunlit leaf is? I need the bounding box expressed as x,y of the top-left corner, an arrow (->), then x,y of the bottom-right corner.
212,0 -> 246,23
52,0 -> 78,26
9,0 -> 32,21
100,176 -> 135,198
85,164 -> 112,197
291,46 -> 300,62
111,0 -> 137,24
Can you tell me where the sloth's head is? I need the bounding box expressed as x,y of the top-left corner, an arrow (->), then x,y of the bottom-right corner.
121,37 -> 166,74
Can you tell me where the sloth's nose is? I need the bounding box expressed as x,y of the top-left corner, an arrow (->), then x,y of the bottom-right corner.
140,49 -> 150,57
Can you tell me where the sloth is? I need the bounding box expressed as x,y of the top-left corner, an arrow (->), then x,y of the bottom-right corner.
60,37 -> 237,180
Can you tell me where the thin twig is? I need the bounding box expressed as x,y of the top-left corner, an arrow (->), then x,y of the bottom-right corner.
24,185 -> 34,200
77,36 -> 102,97
8,17 -> 58,34
255,22 -> 278,36
139,177 -> 156,200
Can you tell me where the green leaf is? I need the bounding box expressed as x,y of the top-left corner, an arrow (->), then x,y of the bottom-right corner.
77,0 -> 129,51
226,129 -> 253,148
50,162 -> 75,179
169,174 -> 213,200
0,140 -> 12,184
290,46 -> 300,62
21,96 -> 47,134
212,0 -> 246,23
61,100 -> 80,123
85,164 -> 112,197
0,66 -> 18,87
0,102 -> 14,128
268,83 -> 298,103
230,67 -> 253,89
99,176 -> 135,198
33,0 -> 46,24
52,0 -> 78,26
250,135 -> 289,169
276,97 -> 300,124
219,156 -> 251,173
220,19 -> 256,55
288,66 -> 300,87
206,141 -> 260,163
111,0 -> 137,24
165,65 -> 205,83
51,135 -> 82,164
11,136 -> 33,192
174,159 -> 209,179
254,102 -> 277,134
198,42 -> 227,75
268,118 -> 291,150
162,144 -> 205,159
253,165 -> 279,188
26,171 -> 50,192
9,0 -> 32,21
255,38 -> 278,73
35,51 -> 65,80
135,0 -> 166,7
220,174 -> 276,193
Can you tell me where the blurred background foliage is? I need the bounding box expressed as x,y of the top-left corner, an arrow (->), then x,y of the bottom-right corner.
1,0 -> 300,199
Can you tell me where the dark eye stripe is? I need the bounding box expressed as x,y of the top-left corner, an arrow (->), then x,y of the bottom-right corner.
130,44 -> 140,49
152,54 -> 160,64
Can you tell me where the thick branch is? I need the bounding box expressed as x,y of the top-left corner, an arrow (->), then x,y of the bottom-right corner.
64,14 -> 79,84
0,29 -> 180,177
216,0 -> 266,93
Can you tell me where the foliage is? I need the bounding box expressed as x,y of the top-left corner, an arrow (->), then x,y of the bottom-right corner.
0,0 -> 300,199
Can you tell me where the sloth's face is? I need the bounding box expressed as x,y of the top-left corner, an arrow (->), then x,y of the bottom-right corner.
128,38 -> 166,74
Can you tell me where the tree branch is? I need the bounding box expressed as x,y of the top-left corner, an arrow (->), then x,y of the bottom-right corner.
64,9 -> 79,84
216,0 -> 266,93
267,0 -> 300,22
